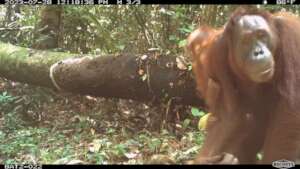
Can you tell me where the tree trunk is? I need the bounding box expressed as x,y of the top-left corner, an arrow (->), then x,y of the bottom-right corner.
0,42 -> 205,108
32,6 -> 63,50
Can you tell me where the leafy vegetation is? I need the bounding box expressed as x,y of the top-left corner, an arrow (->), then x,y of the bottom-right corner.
0,92 -> 205,164
0,5 -> 299,164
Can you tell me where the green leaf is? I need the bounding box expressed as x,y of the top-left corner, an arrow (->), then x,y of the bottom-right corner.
191,107 -> 205,117
149,138 -> 161,153
188,65 -> 193,71
169,35 -> 177,41
178,26 -> 194,34
178,39 -> 187,47
117,44 -> 125,50
182,119 -> 191,129
114,144 -> 127,156
2,91 -> 7,96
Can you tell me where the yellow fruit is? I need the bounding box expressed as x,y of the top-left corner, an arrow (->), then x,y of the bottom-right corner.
198,113 -> 212,131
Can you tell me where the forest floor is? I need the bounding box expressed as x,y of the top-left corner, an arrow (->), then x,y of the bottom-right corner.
0,78 -> 205,164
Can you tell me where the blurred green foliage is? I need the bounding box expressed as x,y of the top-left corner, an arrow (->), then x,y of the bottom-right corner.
0,5 -> 298,56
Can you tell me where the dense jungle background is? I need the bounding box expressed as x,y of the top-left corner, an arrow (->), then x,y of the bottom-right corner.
0,5 -> 298,164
